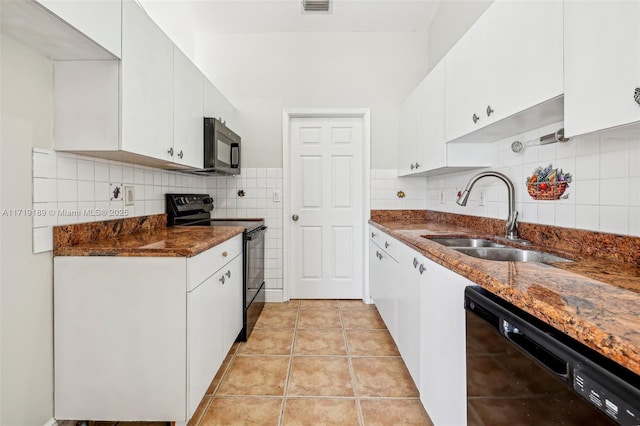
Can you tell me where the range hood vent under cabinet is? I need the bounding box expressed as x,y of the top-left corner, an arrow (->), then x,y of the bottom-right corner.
302,0 -> 332,13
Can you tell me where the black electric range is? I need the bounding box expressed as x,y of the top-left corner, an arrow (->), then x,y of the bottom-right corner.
166,194 -> 266,341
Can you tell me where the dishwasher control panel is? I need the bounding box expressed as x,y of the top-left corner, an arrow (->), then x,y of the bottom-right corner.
574,369 -> 639,426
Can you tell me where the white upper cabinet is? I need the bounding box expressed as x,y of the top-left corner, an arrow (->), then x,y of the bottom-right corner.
203,79 -> 238,132
121,0 -> 175,162
52,0 -> 236,170
564,1 -> 640,138
35,0 -> 122,58
445,0 -> 564,143
173,47 -> 204,169
398,60 -> 492,177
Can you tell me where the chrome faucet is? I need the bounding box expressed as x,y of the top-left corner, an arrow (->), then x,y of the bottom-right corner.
456,171 -> 519,240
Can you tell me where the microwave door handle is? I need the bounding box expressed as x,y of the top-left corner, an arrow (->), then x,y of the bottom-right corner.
231,144 -> 240,168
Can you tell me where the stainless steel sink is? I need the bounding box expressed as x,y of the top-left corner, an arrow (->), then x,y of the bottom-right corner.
426,237 -> 507,248
452,247 -> 573,264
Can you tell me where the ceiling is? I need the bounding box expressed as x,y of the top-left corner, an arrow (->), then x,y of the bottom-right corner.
137,0 -> 443,35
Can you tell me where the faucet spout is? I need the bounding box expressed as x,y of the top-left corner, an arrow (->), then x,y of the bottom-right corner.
456,171 -> 519,240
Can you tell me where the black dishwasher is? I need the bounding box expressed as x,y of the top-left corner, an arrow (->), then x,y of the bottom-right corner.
465,286 -> 640,426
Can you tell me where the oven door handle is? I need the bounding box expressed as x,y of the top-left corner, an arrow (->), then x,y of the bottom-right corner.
246,226 -> 267,240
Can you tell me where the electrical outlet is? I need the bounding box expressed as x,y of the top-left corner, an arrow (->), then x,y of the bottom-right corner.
440,191 -> 445,204
479,189 -> 486,206
124,185 -> 135,206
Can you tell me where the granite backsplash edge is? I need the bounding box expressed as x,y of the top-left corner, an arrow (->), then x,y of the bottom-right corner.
371,210 -> 640,265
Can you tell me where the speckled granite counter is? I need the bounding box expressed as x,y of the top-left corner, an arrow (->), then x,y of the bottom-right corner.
370,210 -> 640,377
53,214 -> 244,257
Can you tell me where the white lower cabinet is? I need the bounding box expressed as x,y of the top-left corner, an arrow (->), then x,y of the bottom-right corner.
369,227 -> 399,338
419,256 -> 470,426
54,235 -> 243,423
369,227 -> 472,426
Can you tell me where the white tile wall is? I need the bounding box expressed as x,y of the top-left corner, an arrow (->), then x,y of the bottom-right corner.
422,121 -> 640,237
31,149 -> 209,253
370,170 -> 428,210
207,168 -> 284,290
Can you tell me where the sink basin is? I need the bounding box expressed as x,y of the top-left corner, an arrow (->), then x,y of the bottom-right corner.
452,247 -> 573,264
427,237 -> 507,248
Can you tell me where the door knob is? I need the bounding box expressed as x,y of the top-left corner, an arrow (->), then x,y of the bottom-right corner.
292,214 -> 299,221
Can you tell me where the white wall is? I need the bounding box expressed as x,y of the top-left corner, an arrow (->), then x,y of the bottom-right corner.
427,0 -> 493,70
195,31 -> 429,169
1,34 -> 55,426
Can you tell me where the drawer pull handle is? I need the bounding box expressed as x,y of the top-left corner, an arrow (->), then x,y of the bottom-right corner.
226,270 -> 231,278
222,251 -> 228,257
413,258 -> 418,268
419,264 -> 426,275
385,242 -> 390,249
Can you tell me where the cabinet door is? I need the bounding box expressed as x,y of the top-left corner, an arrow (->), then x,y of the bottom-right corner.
173,47 -> 204,169
564,1 -> 640,137
445,18 -> 486,142
396,244 -> 423,388
221,254 -> 244,353
369,240 -> 381,303
483,0 -> 562,124
397,84 -> 420,176
35,0 -> 122,57
187,274 -> 224,419
203,79 -> 238,131
121,0 -> 174,161
376,248 -> 398,339
420,60 -> 446,172
420,258 -> 470,426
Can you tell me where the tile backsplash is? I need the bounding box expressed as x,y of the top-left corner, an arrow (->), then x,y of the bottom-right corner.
375,121 -> 640,237
206,169 -> 284,292
31,149 -> 209,253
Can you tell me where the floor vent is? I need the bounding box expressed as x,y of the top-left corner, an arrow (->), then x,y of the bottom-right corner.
302,0 -> 332,14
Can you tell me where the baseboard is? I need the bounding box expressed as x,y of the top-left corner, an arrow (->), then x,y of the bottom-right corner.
265,288 -> 284,303
43,418 -> 57,426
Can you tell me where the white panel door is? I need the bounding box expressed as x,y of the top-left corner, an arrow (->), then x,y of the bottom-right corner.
289,117 -> 364,299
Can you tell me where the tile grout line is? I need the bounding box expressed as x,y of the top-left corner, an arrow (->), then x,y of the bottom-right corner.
340,304 -> 366,426
279,300 -> 301,425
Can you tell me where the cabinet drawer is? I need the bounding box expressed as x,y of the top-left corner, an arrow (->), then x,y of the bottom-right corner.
187,234 -> 242,291
369,226 -> 399,260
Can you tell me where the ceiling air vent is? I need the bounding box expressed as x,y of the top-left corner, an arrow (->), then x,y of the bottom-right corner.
302,0 -> 332,14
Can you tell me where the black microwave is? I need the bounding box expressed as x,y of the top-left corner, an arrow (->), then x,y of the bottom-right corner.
203,117 -> 240,175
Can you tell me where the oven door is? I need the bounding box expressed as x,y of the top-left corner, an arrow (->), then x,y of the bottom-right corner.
244,226 -> 266,337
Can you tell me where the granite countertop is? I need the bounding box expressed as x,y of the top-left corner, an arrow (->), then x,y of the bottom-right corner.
369,212 -> 640,377
53,214 -> 244,257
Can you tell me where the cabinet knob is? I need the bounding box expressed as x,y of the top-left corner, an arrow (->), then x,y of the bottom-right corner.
486,105 -> 494,117
410,163 -> 415,170
220,276 -> 226,284
222,251 -> 228,257
226,270 -> 231,278
177,150 -> 184,159
167,147 -> 174,156
472,113 -> 480,124
376,251 -> 382,260
415,162 -> 420,169
384,241 -> 390,249
419,264 -> 426,274
634,87 -> 640,106
413,258 -> 418,268
371,232 -> 376,238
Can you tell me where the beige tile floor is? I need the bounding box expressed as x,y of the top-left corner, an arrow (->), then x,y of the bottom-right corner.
59,300 -> 433,426
191,299 -> 433,426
